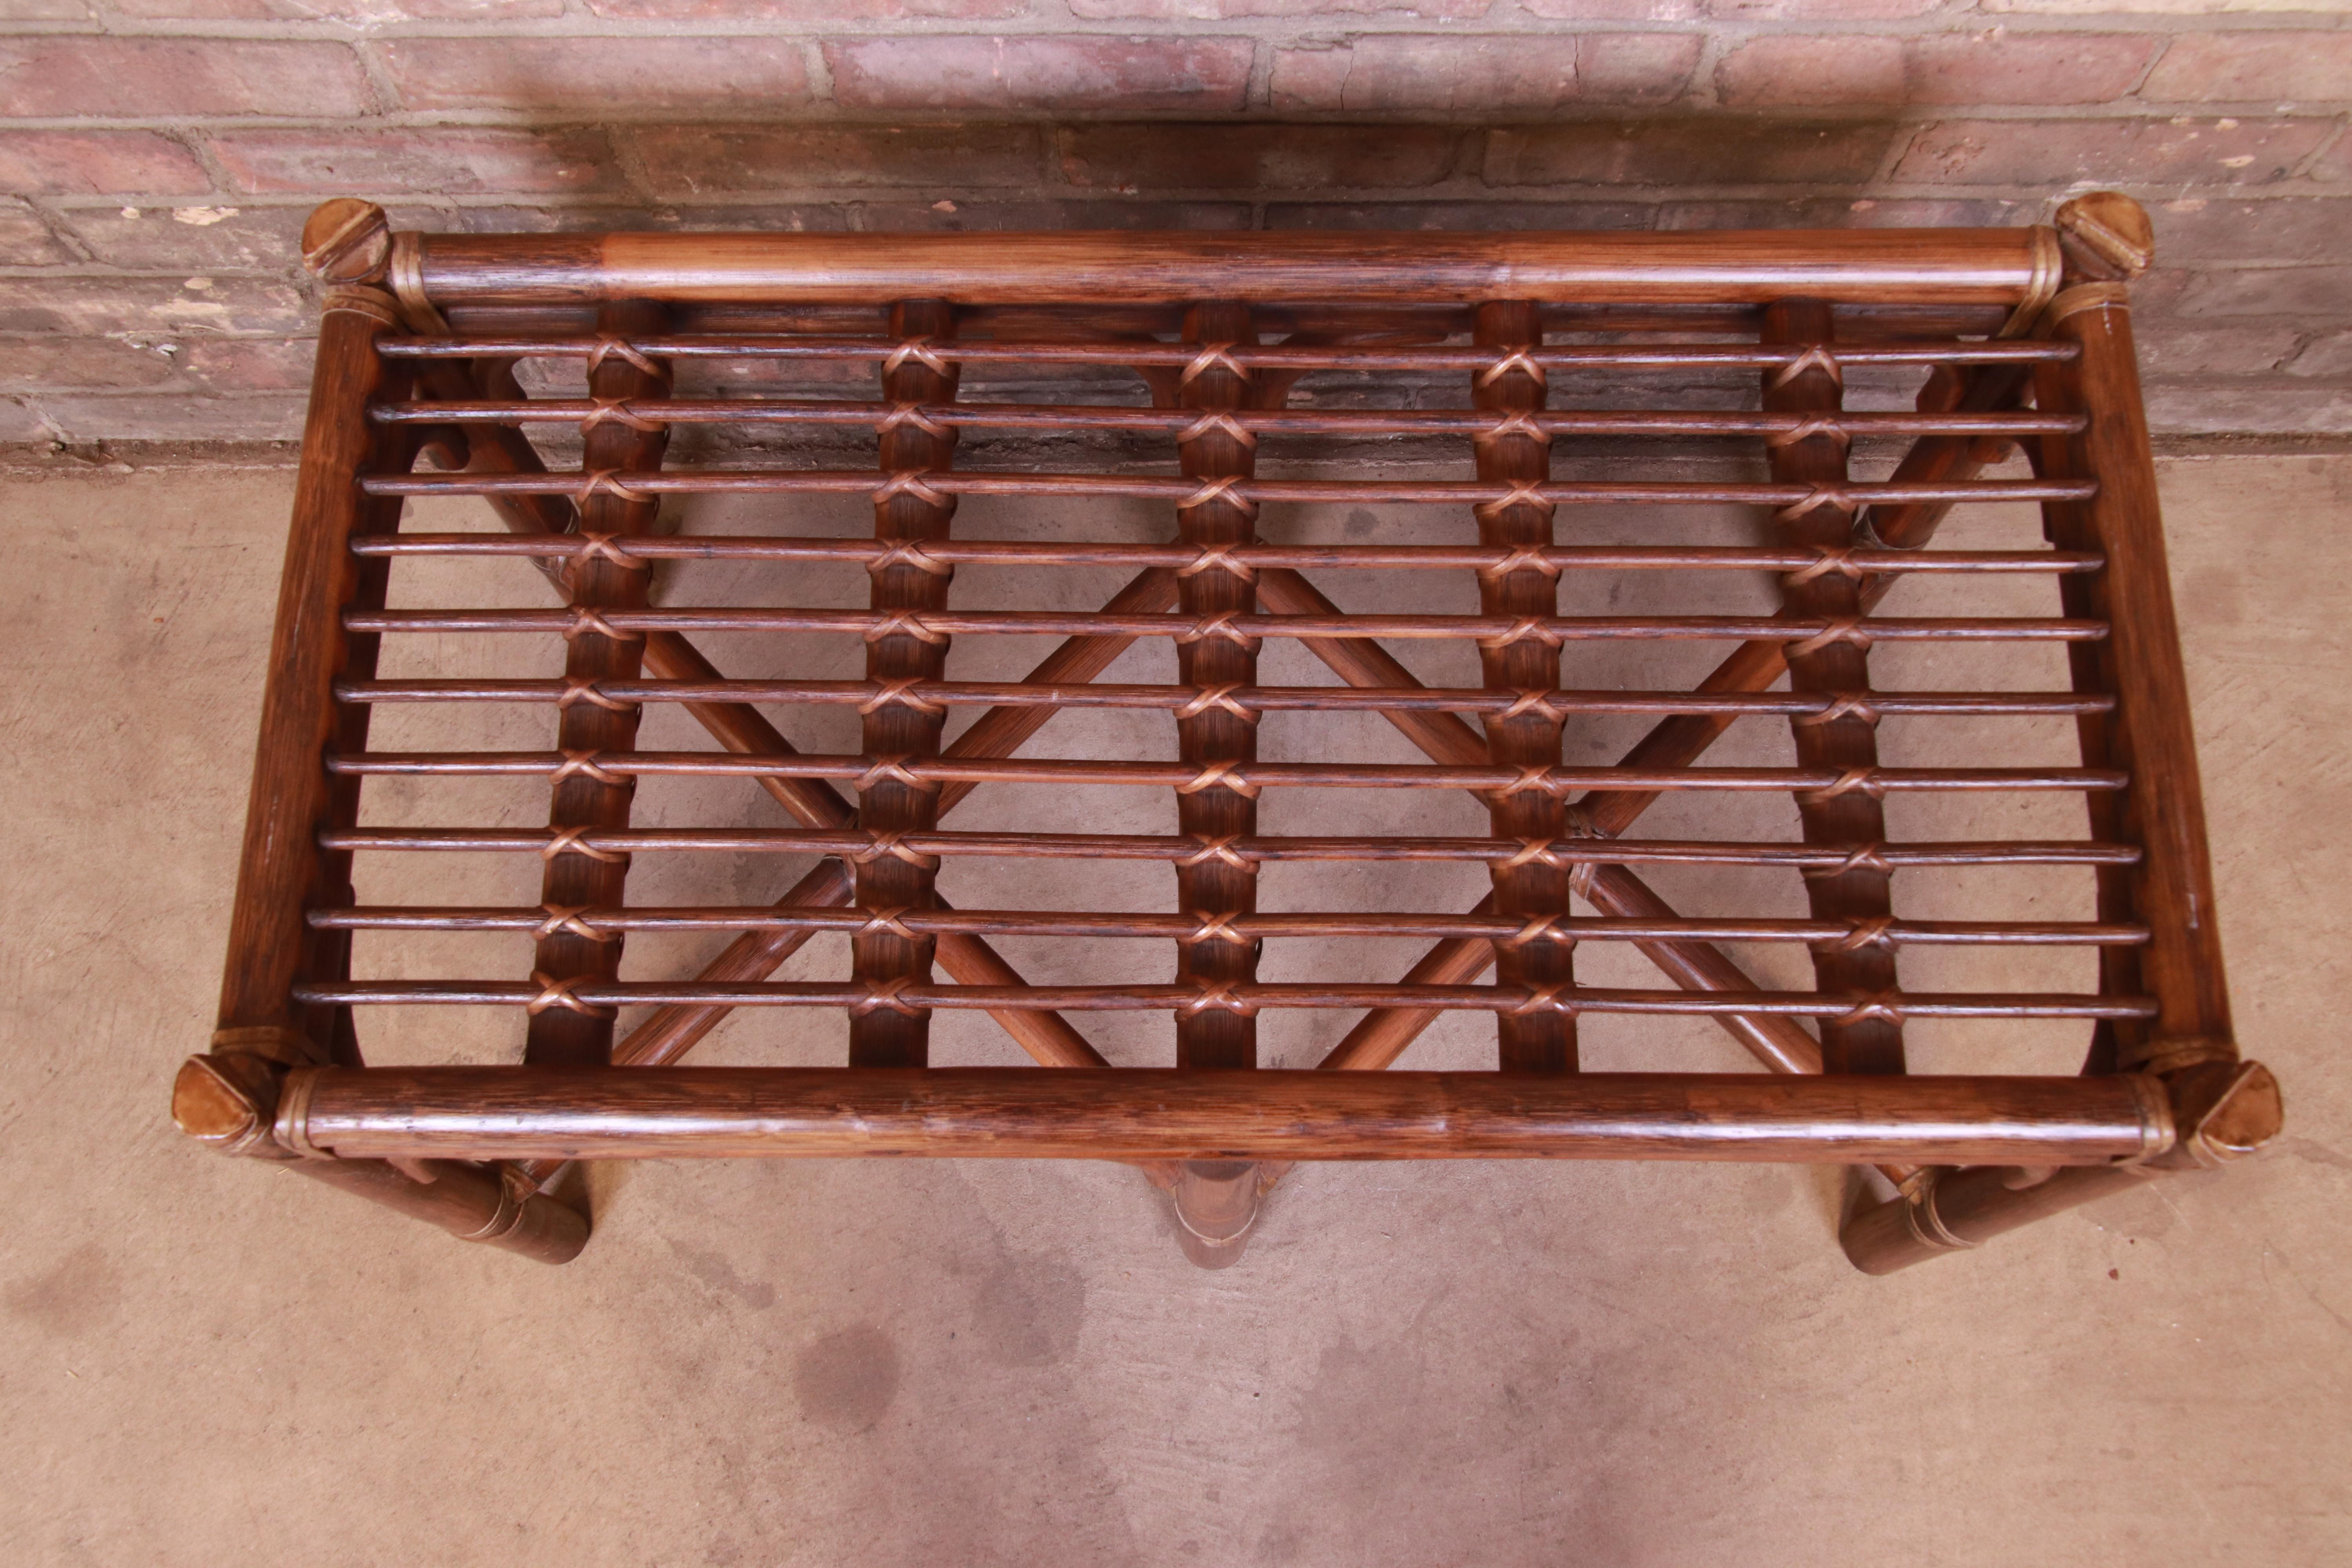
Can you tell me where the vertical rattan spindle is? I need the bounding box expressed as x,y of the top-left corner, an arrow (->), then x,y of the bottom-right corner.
1170,303 -> 1264,1264
851,301 -> 960,1067
526,302 -> 670,1067
1763,299 -> 1904,1076
1472,302 -> 1575,1071
1172,303 -> 1262,1070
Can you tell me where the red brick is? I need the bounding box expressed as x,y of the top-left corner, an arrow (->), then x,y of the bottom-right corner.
2176,266 -> 2352,318
0,0 -> 92,16
0,132 -> 212,198
2132,323 -> 2301,377
175,336 -> 319,392
2151,198 -> 2352,265
1702,0 -> 1944,15
0,336 -> 179,395
2286,330 -> 2352,380
2139,381 -> 2352,437
1071,0 -> 1489,16
589,0 -> 1021,14
379,36 -> 810,114
35,391 -> 310,443
855,198 -> 1256,229
1720,32 -> 2155,109
0,38 -> 370,118
2143,33 -> 2352,104
211,127 -> 626,197
0,205 -> 74,267
1486,120 -> 1898,186
1058,123 -> 1459,189
0,276 -> 307,336
1895,118 -> 2332,187
1907,31 -> 2156,104
1523,0 -> 1702,16
824,36 -> 1254,113
1658,197 -> 2021,229
1716,35 -> 1903,107
60,205 -> 309,271
1263,199 -> 1655,229
114,1 -> 559,15
1273,33 -> 1697,112
629,125 -> 1043,193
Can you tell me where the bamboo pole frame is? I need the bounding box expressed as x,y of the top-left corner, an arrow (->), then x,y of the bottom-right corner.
176,193 -> 2277,1276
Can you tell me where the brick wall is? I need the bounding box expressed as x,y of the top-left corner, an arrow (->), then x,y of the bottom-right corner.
4,2 -> 2348,448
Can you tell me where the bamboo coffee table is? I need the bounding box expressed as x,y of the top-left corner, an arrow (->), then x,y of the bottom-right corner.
173,193 -> 2279,1271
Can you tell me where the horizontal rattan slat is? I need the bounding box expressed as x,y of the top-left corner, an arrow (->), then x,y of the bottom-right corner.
338,679 -> 2112,720
364,471 -> 2092,510
376,335 -> 2080,371
294,980 -> 2152,1021
311,906 -> 2148,947
356,535 -> 2102,575
344,608 -> 2101,643
374,399 -> 2085,443
325,752 -> 2127,795
319,828 -> 2141,869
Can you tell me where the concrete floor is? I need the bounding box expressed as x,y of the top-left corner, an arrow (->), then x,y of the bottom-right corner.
0,454 -> 2346,1566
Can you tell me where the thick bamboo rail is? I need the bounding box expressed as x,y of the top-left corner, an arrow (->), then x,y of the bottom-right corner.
279,1068 -> 2164,1166
409,227 -> 2062,308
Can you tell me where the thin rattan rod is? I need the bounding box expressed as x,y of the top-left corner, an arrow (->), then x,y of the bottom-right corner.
292,978 -> 2155,1021
315,904 -> 2148,947
343,607 -> 2104,645
354,536 -> 2104,577
361,471 -> 2094,510
318,827 -> 2145,869
325,750 -> 2127,795
375,336 -> 2080,371
373,398 -> 2084,443
335,678 -> 2113,721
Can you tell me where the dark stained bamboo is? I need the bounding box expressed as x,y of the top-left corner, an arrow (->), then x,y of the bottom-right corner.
381,334 -> 2079,373
2035,286 -> 2235,1073
1173,302 -> 1261,1072
1764,299 -> 1904,1076
527,300 -> 669,1069
328,826 -> 2140,871
358,534 -> 2102,577
1472,303 -> 1574,1072
214,290 -> 416,1060
317,906 -> 2145,947
410,227 -> 2061,308
340,677 -> 2110,721
328,750 -> 2126,796
282,1067 -> 2167,1167
408,355 -> 1104,1076
347,606 -> 2105,644
298,977 -> 2152,1020
377,397 -> 2082,444
851,301 -> 959,1067
1251,567 -> 1829,1082
365,470 -> 2092,511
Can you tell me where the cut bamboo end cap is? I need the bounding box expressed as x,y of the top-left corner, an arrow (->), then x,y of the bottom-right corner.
302,198 -> 391,285
173,1054 -> 262,1145
2194,1061 -> 2283,1162
2054,192 -> 2154,283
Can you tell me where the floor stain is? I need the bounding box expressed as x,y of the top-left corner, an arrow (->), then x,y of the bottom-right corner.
4,1243 -> 123,1339
792,1325 -> 902,1432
